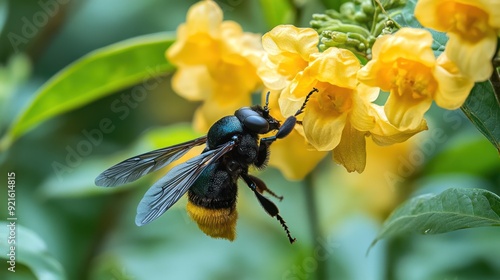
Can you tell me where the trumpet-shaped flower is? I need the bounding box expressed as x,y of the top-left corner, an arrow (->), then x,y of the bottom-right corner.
357,28 -> 474,130
259,25 -> 320,90
415,0 -> 500,81
167,0 -> 263,131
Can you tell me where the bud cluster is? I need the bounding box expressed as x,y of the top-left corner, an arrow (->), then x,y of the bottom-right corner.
310,0 -> 406,60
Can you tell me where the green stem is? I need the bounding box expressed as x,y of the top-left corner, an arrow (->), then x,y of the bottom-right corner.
303,173 -> 326,280
370,1 -> 380,35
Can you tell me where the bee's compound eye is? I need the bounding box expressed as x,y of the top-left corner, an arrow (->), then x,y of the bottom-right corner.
244,115 -> 269,134
235,107 -> 270,134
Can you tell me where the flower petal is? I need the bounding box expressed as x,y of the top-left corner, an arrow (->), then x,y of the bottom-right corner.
370,105 -> 428,145
333,122 -> 367,173
171,66 -> 212,101
307,47 -> 360,89
185,0 -> 223,37
433,52 -> 475,109
302,99 -> 347,151
416,0 -> 500,31
357,29 -> 436,93
261,25 -> 319,80
357,58 -> 393,91
258,57 -> 290,90
445,32 -> 497,81
384,90 -> 432,130
166,1 -> 226,67
349,84 -> 379,132
374,28 -> 435,67
262,25 -> 319,61
167,27 -> 221,67
278,72 -> 318,117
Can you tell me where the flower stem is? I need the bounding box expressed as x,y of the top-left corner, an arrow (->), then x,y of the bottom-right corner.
303,173 -> 327,280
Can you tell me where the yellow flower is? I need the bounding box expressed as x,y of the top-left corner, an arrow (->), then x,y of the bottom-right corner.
167,0 -> 263,131
357,28 -> 474,131
258,25 -> 320,90
263,90 -> 327,180
415,0 -> 500,81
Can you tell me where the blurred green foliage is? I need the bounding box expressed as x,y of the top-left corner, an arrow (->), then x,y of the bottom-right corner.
0,1 -> 499,280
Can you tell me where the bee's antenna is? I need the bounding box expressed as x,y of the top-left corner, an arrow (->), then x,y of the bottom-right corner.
294,87 -> 318,117
264,91 -> 271,112
276,214 -> 296,244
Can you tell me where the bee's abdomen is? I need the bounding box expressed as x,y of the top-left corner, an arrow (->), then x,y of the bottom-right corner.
188,192 -> 236,209
187,162 -> 239,240
188,163 -> 237,209
187,200 -> 238,241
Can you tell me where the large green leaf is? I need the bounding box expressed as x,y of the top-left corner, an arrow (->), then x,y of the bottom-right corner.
371,188 -> 500,248
0,221 -> 66,279
0,32 -> 176,151
461,80 -> 500,153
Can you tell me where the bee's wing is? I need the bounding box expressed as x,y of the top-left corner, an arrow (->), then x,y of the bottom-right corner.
95,136 -> 207,187
135,139 -> 237,226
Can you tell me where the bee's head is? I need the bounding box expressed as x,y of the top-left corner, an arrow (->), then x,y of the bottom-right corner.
235,92 -> 281,134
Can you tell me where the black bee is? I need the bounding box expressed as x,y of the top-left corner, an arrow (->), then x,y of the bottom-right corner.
95,88 -> 318,243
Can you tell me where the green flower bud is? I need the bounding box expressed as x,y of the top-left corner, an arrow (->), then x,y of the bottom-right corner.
325,9 -> 343,20
340,2 -> 356,16
361,2 -> 374,15
354,11 -> 368,22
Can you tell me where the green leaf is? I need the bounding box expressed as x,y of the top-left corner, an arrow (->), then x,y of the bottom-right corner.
461,81 -> 500,153
259,0 -> 294,28
392,0 -> 419,28
0,221 -> 66,279
393,0 -> 447,56
423,137 -> 500,176
0,32 -> 176,151
371,188 -> 500,248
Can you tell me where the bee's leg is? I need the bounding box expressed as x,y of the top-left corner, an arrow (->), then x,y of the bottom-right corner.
259,87 -> 318,146
247,174 -> 283,201
241,173 -> 296,244
254,140 -> 270,168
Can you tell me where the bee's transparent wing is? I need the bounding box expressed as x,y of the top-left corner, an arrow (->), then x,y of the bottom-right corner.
95,136 -> 207,187
135,140 -> 237,226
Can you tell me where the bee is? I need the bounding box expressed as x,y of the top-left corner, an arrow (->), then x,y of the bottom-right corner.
95,88 -> 318,243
